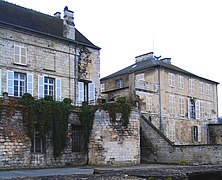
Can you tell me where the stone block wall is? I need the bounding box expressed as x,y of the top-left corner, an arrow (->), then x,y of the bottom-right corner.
88,108 -> 140,165
0,98 -> 86,169
141,116 -> 222,165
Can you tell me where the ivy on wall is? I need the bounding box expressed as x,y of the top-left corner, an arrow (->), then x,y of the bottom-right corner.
20,93 -> 72,158
0,94 -> 132,158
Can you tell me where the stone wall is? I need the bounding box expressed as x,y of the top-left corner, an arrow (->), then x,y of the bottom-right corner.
208,124 -> 222,144
0,97 -> 86,169
141,116 -> 222,165
88,108 -> 140,165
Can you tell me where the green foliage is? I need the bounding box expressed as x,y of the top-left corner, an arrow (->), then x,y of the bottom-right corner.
102,97 -> 131,127
79,104 -> 96,151
20,93 -> 72,158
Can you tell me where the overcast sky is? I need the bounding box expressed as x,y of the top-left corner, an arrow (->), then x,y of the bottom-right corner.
7,0 -> 222,116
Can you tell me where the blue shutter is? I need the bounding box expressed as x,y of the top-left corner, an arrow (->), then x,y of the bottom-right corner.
78,82 -> 84,106
187,98 -> 190,119
7,70 -> 14,96
27,74 -> 33,96
88,82 -> 95,105
55,78 -> 61,101
38,75 -> 44,99
0,69 -> 2,96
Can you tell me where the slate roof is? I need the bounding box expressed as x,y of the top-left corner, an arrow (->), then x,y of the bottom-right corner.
0,1 -> 100,49
101,57 -> 219,84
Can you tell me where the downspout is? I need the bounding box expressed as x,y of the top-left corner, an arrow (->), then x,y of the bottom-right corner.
158,67 -> 163,132
216,84 -> 219,119
74,46 -> 77,105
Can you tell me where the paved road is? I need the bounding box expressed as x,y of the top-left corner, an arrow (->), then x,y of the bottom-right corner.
1,164 -> 222,179
0,167 -> 94,179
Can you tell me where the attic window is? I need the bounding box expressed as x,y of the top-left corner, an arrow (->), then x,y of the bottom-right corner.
132,64 -> 137,68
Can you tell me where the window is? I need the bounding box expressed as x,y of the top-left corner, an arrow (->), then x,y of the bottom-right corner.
136,73 -> 144,81
14,73 -> 26,97
192,126 -> 201,142
78,81 -> 95,105
189,78 -> 195,95
7,70 -> 33,97
72,125 -> 83,152
188,98 -> 201,120
31,124 -> 43,153
44,77 -> 54,97
179,97 -> 185,116
199,81 -> 204,94
14,45 -> 27,65
168,73 -> 175,87
178,75 -> 184,89
100,83 -> 105,92
200,101 -> 205,118
38,75 -> 61,101
207,102 -> 213,119
146,96 -> 152,112
206,83 -> 211,96
188,98 -> 195,119
169,95 -> 176,114
116,79 -> 123,89
167,121 -> 175,142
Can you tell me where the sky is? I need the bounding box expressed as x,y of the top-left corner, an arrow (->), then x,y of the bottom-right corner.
6,0 -> 222,116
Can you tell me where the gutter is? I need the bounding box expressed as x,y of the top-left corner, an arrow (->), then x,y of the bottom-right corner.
158,66 -> 163,132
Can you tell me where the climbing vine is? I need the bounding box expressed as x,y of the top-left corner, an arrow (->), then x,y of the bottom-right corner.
101,97 -> 131,127
0,93 -> 132,157
20,93 -> 72,158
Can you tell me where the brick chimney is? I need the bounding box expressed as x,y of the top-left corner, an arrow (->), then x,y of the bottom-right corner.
135,52 -> 154,63
63,6 -> 75,40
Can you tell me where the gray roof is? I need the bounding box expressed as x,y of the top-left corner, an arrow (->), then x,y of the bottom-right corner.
0,1 -> 100,49
101,58 -> 219,84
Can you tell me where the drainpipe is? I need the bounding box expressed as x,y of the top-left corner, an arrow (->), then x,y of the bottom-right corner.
158,67 -> 163,132
74,46 -> 77,105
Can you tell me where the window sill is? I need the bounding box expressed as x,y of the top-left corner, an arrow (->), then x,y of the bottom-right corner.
43,68 -> 56,72
13,63 -> 27,67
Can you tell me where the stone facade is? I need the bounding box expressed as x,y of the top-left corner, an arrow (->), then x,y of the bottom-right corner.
141,116 -> 222,165
0,1 -> 101,106
101,52 -> 219,145
88,108 -> 140,165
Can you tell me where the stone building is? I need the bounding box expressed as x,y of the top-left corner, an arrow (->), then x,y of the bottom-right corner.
101,52 -> 219,145
0,1 -> 101,105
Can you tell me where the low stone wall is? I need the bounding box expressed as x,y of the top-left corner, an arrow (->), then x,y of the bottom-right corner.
0,99 -> 86,169
88,108 -> 140,165
141,116 -> 222,165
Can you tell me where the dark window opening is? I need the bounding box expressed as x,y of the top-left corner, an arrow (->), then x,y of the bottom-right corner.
72,125 -> 83,152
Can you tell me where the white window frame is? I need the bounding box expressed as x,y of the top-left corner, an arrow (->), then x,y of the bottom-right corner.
136,73 -> 145,81
168,73 -> 175,87
192,126 -> 201,142
200,101 -> 205,118
179,97 -> 185,116
146,96 -> 152,112
169,94 -> 176,114
189,78 -> 195,95
199,81 -> 204,94
206,83 -> 211,96
7,70 -> 33,97
178,75 -> 184,89
38,76 -> 61,100
78,81 -> 95,106
195,100 -> 200,120
14,45 -> 27,65
116,79 -> 123,89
